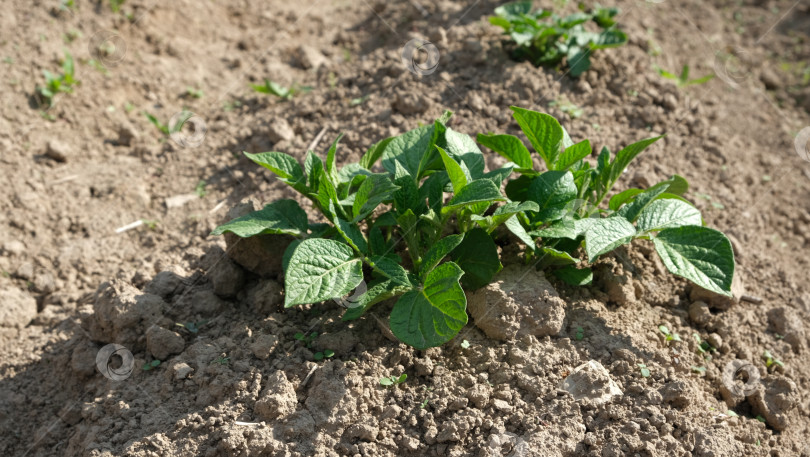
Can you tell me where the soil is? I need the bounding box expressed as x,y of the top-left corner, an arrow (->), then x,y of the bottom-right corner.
2,0 -> 810,456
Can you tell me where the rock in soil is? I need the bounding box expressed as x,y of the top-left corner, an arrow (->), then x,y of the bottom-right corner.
254,371 -> 297,421
467,264 -> 565,341
247,279 -> 284,314
203,246 -> 245,298
44,139 -> 69,162
146,325 -> 186,360
560,360 -> 622,407
0,285 -> 37,328
767,307 -> 806,352
748,375 -> 798,431
83,279 -> 165,350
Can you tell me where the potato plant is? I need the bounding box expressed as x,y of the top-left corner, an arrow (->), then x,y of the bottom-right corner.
479,106 -> 735,296
213,107 -> 735,349
490,1 -> 627,76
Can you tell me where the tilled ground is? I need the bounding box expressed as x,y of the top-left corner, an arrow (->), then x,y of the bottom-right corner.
1,0 -> 810,456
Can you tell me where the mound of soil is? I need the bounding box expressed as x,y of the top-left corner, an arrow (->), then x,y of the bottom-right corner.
2,0 -> 810,456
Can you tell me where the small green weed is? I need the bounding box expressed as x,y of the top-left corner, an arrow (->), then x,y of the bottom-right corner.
656,64 -> 715,87
251,79 -> 311,100
36,51 -> 78,107
380,373 -> 407,387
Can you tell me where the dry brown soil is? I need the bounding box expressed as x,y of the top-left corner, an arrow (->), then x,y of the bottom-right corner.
1,0 -> 810,456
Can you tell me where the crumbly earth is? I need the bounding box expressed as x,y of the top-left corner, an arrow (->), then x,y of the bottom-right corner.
1,0 -> 810,456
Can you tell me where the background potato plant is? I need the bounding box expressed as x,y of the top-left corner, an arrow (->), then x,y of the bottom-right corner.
490,1 -> 628,76
214,107 -> 735,349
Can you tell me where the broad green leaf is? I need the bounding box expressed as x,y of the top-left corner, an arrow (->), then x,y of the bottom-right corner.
476,133 -> 532,169
304,151 -> 323,190
367,255 -> 411,287
608,188 -> 643,211
510,106 -> 564,168
360,136 -> 394,169
244,151 -> 306,191
616,181 -> 671,222
211,199 -> 308,237
337,163 -> 372,184
325,133 -> 344,185
505,174 -> 533,202
553,266 -> 593,285
653,226 -> 734,296
568,47 -> 591,77
590,29 -> 628,49
665,174 -> 689,196
352,174 -> 399,222
442,179 -> 504,214
315,167 -> 342,217
529,217 -> 596,239
393,171 -> 424,215
490,201 -> 540,227
537,247 -> 578,266
419,234 -> 464,278
284,239 -> 364,307
342,279 -> 410,321
437,146 -> 469,193
608,135 -> 664,186
441,128 -> 485,179
381,125 -> 434,179
452,228 -> 502,290
527,171 -> 577,222
636,199 -> 702,233
505,215 -> 535,248
584,217 -> 636,261
494,1 -> 533,20
390,262 -> 468,349
482,166 -> 515,187
334,215 -> 368,254
556,139 -> 591,171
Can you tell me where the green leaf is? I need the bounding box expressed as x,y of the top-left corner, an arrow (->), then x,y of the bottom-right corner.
334,215 -> 368,254
504,215 -> 535,248
617,181 -> 672,222
360,136 -> 394,169
490,201 -> 539,227
568,47 -> 591,77
636,199 -> 702,233
607,136 -> 664,186
210,199 -> 308,237
482,166 -> 516,187
608,188 -> 644,211
494,1 -> 533,20
527,171 -> 577,222
390,262 -> 468,349
510,106 -> 564,168
530,217 -> 596,240
476,133 -> 532,169
584,217 -> 636,261
437,146 -> 469,193
556,139 -> 591,171
325,133 -> 344,185
352,174 -> 399,222
553,266 -> 593,285
652,226 -> 734,296
342,279 -> 410,321
284,239 -> 364,307
537,246 -> 578,266
367,255 -> 411,288
441,128 -> 485,179
245,151 -> 307,192
452,228 -> 502,290
381,125 -> 435,180
590,29 -> 628,49
282,239 -> 302,272
420,234 -> 464,278
442,179 -> 505,214
665,174 -> 689,196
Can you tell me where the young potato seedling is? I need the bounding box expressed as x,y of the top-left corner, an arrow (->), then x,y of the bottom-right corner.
142,360 -> 161,371
251,79 -> 311,100
656,64 -> 715,88
380,373 -> 407,387
36,51 -> 78,107
313,350 -> 335,361
762,350 -> 784,368
490,2 -> 627,76
658,325 -> 682,342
